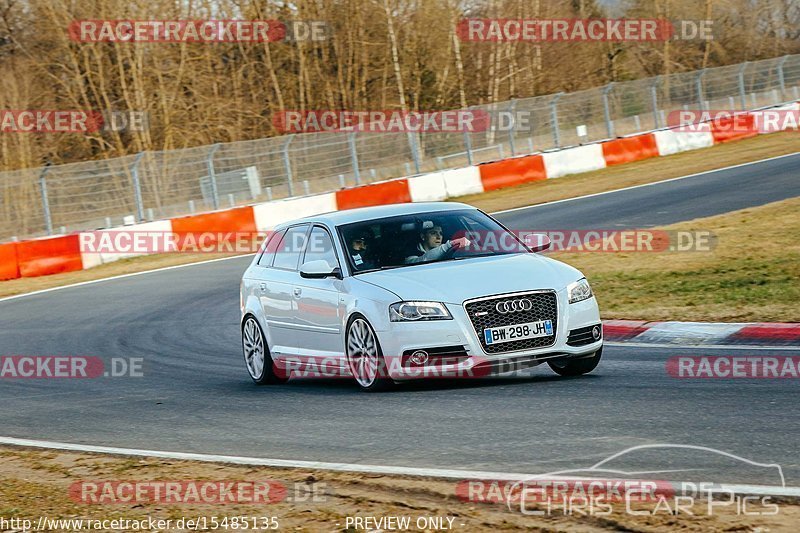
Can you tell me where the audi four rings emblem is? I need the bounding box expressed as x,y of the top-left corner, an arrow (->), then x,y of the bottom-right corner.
495,299 -> 534,314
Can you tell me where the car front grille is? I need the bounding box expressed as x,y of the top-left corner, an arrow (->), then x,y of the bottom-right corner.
464,291 -> 558,354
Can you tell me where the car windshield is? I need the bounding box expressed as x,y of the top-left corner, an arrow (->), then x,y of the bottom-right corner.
337,209 -> 528,274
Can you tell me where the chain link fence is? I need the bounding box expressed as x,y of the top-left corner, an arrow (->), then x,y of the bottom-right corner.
2,55 -> 799,241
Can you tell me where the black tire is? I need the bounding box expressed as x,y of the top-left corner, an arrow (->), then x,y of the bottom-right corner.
345,314 -> 394,392
548,348 -> 602,377
242,315 -> 287,385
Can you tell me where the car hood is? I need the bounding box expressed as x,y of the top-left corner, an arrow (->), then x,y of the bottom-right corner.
355,253 -> 582,304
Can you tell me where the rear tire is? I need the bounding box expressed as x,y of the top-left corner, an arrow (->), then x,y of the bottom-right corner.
548,348 -> 602,377
242,316 -> 287,385
346,315 -> 393,392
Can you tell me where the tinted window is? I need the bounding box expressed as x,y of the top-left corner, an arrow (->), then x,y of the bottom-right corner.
257,229 -> 286,267
338,209 -> 525,273
302,226 -> 339,269
272,225 -> 309,271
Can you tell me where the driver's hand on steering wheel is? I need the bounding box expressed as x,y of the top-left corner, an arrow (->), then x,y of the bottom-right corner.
450,236 -> 471,250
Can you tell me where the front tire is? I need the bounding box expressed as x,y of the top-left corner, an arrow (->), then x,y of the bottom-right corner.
548,348 -> 602,377
345,315 -> 393,392
242,316 -> 286,385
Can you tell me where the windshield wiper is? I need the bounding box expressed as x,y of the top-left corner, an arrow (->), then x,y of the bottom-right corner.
354,265 -> 404,274
453,252 -> 510,260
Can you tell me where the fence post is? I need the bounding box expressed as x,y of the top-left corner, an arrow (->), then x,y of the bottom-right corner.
601,83 -> 615,138
282,135 -> 295,196
695,69 -> 707,111
206,143 -> 222,209
650,76 -> 661,129
777,55 -> 789,101
131,152 -> 146,221
407,132 -> 421,174
549,92 -> 564,149
348,133 -> 361,185
738,62 -> 749,110
507,99 -> 517,157
39,166 -> 53,236
463,110 -> 474,165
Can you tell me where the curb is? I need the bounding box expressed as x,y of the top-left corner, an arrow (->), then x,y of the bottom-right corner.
604,320 -> 800,347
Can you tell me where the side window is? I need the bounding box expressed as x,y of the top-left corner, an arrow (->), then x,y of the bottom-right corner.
257,229 -> 286,267
302,226 -> 340,269
272,225 -> 310,271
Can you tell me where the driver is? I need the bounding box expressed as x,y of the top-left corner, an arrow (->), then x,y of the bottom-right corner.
404,220 -> 470,264
347,232 -> 375,270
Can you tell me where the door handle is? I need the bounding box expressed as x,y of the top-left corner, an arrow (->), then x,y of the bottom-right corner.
259,283 -> 267,292
293,287 -> 302,297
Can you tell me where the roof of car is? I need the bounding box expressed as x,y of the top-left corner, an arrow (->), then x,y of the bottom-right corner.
276,201 -> 477,229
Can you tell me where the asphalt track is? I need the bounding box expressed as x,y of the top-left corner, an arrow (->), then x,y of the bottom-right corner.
1,153 -> 799,486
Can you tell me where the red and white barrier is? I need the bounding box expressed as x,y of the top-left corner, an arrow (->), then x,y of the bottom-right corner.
335,179 -> 411,210
442,166 -> 484,197
478,153 -> 546,190
408,171 -> 448,202
79,220 -> 174,268
0,242 -> 19,280
253,193 -> 337,231
16,235 -> 84,278
601,134 -> 659,166
3,101 -> 797,280
654,126 -> 715,156
754,102 -> 799,134
543,144 -> 606,178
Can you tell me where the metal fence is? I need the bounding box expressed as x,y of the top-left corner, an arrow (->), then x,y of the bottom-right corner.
2,54 -> 799,241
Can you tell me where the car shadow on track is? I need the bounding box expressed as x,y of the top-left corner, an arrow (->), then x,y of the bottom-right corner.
248,372 -> 601,394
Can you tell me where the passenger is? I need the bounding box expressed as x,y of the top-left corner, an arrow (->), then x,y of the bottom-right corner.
348,232 -> 376,270
404,221 -> 470,264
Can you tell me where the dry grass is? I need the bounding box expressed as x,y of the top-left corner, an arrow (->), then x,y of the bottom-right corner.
1,446 -> 799,532
551,197 -> 800,322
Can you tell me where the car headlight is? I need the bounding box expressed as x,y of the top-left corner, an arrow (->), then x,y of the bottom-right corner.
389,301 -> 452,321
567,278 -> 593,304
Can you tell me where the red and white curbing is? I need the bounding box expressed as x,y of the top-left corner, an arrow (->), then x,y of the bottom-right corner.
1,101 -> 798,281
603,320 -> 800,347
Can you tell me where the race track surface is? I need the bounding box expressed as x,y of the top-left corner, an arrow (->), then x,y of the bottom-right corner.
498,152 -> 800,229
1,153 -> 798,486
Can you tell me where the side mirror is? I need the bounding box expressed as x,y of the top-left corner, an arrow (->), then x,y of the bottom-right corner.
524,233 -> 551,253
300,260 -> 342,279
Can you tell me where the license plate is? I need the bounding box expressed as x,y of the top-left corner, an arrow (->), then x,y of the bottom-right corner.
484,320 -> 553,345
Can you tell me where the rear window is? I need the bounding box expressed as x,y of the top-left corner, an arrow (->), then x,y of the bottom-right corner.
272,225 -> 310,271
257,229 -> 286,267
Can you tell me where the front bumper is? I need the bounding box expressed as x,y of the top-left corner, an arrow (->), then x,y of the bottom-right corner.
376,289 -> 602,381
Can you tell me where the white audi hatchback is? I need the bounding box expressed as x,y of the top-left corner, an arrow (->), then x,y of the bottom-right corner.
240,202 -> 602,391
